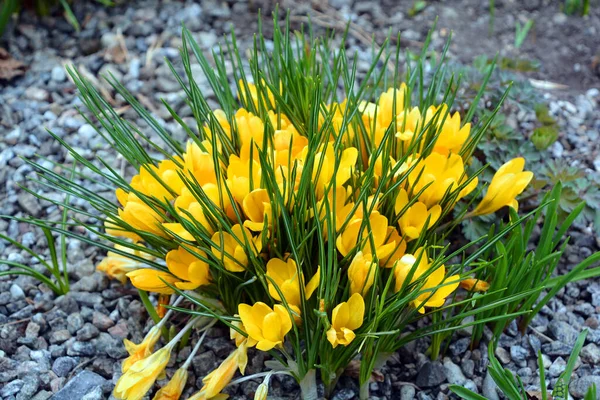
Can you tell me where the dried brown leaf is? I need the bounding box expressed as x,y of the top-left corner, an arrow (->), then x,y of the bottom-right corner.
0,48 -> 27,81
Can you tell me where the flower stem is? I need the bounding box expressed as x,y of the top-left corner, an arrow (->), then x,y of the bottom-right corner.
359,381 -> 370,400
299,369 -> 318,400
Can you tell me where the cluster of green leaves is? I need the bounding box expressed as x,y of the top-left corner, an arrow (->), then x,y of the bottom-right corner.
451,330 -> 595,400
0,0 -> 113,36
564,0 -> 591,15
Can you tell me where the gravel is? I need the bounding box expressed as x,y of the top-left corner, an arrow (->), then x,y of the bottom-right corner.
1,0 -> 599,399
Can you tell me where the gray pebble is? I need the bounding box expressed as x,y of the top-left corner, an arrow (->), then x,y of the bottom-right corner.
400,385 -> 415,400
51,66 -> 66,82
415,361 -> 446,387
52,356 -> 78,377
443,357 -> 466,385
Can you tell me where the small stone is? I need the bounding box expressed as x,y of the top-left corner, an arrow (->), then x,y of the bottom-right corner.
482,371 -> 499,400
549,357 -> 566,377
16,374 -> 40,400
53,356 -> 78,377
416,361 -> 446,387
400,385 -> 416,400
495,347 -> 511,364
443,358 -> 466,385
50,329 -> 72,344
510,345 -> 528,366
67,341 -> 96,357
464,380 -> 478,394
67,313 -> 84,334
10,283 -> 25,300
92,311 -> 114,330
108,321 -> 129,339
25,322 -> 40,339
549,320 -> 579,345
77,323 -> 100,341
461,359 -> 475,378
17,192 -> 42,216
0,379 -> 23,397
80,386 -> 103,400
542,341 -> 574,356
449,338 -> 470,357
332,388 -> 355,400
51,66 -> 66,82
581,343 -> 600,365
77,124 -> 97,142
25,87 -> 49,102
30,390 -> 52,400
570,376 -> 600,398
50,370 -> 106,400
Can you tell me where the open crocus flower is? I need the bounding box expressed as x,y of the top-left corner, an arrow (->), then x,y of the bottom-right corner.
326,293 -> 365,348
460,278 -> 491,292
121,325 -> 161,373
152,366 -> 188,400
114,345 -> 173,400
238,302 -> 293,351
266,257 -> 320,307
166,246 -> 211,290
127,269 -> 181,294
336,211 -> 396,260
347,252 -> 376,295
243,189 -> 273,232
96,244 -> 154,283
380,227 -> 407,268
211,224 -> 261,272
395,188 -> 442,240
472,157 -> 533,216
393,249 -> 460,313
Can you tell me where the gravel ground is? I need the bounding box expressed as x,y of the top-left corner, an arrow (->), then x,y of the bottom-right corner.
1,1 -> 600,399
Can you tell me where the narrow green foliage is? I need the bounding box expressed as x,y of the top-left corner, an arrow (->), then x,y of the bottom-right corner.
514,19 -> 534,49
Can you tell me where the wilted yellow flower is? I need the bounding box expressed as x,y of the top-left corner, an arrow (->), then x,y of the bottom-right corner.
166,246 -> 211,290
424,105 -> 471,155
336,211 -> 396,260
211,224 -> 261,272
393,250 -> 460,313
238,302 -> 293,351
243,189 -> 273,232
472,157 -> 533,216
97,244 -> 154,283
395,189 -> 442,240
114,345 -> 172,400
127,269 -> 180,294
197,343 -> 248,399
254,382 -> 268,400
348,251 -> 376,295
266,257 -> 320,307
122,325 -> 161,373
326,293 -> 365,348
407,152 -> 478,208
152,367 -> 188,400
460,278 -> 490,292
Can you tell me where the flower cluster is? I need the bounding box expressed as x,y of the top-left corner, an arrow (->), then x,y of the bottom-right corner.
96,75 -> 532,400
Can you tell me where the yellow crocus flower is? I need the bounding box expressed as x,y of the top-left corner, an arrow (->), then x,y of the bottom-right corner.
300,144 -> 358,198
121,325 -> 161,373
166,246 -> 211,290
326,293 -> 365,348
130,159 -> 185,201
460,278 -> 490,292
238,80 -> 276,110
242,189 -> 273,232
393,249 -> 460,313
424,104 -> 471,155
183,140 -> 219,186
227,151 -> 262,205
266,257 -> 320,307
336,211 -> 396,260
238,302 -> 293,351
347,251 -> 376,295
127,269 -> 180,294
152,367 -> 188,400
211,224 -> 261,272
191,342 -> 248,399
97,244 -> 154,283
236,109 -> 265,149
472,157 -> 533,216
162,187 -> 214,241
407,152 -> 478,208
254,382 -> 268,400
114,345 -> 172,400
380,227 -> 407,268
395,188 -> 442,240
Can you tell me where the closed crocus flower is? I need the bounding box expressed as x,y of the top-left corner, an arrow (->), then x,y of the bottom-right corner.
211,224 -> 261,272
348,252 -> 376,295
152,367 -> 188,400
195,343 -> 249,399
336,211 -> 396,260
127,269 -> 180,294
380,227 -> 407,268
393,251 -> 429,293
266,257 -> 320,307
111,192 -> 167,239
97,244 -> 154,283
395,189 -> 442,240
243,189 -> 273,232
301,144 -> 358,199
472,157 -> 533,216
166,246 -> 211,290
132,159 -> 185,201
460,278 -> 490,292
326,293 -> 365,348
227,152 -> 262,205
183,140 -> 219,186
236,109 -> 265,149
424,104 -> 470,155
238,302 -> 293,351
114,345 -> 172,400
122,325 -> 161,373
